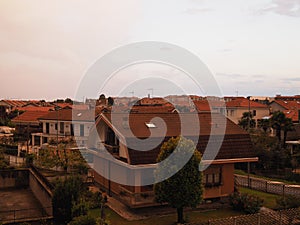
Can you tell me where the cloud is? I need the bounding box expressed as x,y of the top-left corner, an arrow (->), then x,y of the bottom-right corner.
281,77 -> 300,82
258,0 -> 300,17
215,73 -> 243,78
182,8 -> 212,15
0,0 -> 141,100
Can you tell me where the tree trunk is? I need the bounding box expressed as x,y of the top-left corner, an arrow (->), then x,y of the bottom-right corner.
276,128 -> 281,142
177,207 -> 184,224
283,130 -> 287,148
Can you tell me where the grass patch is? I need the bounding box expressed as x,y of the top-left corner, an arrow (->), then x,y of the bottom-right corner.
235,170 -> 299,185
89,207 -> 243,225
239,187 -> 280,209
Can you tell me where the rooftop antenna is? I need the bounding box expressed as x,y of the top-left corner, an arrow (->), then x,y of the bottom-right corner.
147,88 -> 154,98
236,90 -> 239,97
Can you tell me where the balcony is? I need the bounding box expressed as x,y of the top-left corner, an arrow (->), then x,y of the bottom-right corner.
103,143 -> 119,157
118,186 -> 158,208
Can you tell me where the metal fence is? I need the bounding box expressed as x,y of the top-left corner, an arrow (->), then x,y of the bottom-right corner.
189,208 -> 300,225
235,174 -> 300,197
0,206 -> 52,224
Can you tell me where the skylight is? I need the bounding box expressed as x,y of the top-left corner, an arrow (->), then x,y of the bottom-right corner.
145,122 -> 156,128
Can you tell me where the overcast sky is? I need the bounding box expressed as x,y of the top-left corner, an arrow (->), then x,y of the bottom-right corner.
1,0 -> 300,100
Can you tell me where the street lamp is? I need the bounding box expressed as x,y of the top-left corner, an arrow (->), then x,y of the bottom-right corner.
247,96 -> 251,130
246,96 -> 251,187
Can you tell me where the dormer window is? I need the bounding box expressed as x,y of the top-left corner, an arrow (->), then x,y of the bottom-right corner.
145,122 -> 156,128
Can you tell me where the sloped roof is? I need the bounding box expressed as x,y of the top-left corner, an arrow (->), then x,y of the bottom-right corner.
39,108 -> 95,122
96,112 -> 255,165
272,100 -> 300,122
12,111 -> 50,124
17,106 -> 54,112
226,98 -> 268,108
273,100 -> 300,110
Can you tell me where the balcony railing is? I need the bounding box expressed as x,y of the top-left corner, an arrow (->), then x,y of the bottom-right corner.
118,186 -> 156,207
103,143 -> 119,156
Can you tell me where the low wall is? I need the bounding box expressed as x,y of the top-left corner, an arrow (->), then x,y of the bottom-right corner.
0,169 -> 29,189
29,167 -> 53,216
0,168 -> 53,217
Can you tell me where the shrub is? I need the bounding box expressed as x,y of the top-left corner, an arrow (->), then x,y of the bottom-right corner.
229,192 -> 263,214
276,195 -> 300,209
68,215 -> 97,225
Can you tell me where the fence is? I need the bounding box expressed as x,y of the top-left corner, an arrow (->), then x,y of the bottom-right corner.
0,206 -> 52,224
189,208 -> 300,225
235,174 -> 300,197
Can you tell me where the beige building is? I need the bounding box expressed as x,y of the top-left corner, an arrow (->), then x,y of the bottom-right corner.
31,108 -> 94,148
222,97 -> 270,125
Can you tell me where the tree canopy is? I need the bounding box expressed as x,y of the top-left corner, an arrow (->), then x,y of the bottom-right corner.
270,111 -> 294,147
238,111 -> 256,130
154,136 -> 203,224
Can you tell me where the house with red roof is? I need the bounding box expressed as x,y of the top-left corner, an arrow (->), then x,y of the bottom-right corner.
222,97 -> 270,125
270,100 -> 300,123
12,111 -> 50,135
31,108 -> 95,148
86,110 -> 257,208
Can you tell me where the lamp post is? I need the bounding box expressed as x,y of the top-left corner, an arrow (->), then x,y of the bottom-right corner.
247,96 -> 251,130
246,96 -> 251,187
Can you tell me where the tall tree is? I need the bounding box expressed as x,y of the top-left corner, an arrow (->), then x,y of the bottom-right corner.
282,117 -> 294,148
258,118 -> 270,133
238,112 -> 256,130
52,176 -> 84,224
154,136 -> 203,224
270,111 -> 294,147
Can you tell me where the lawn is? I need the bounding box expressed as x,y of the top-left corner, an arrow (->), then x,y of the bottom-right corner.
89,207 -> 243,225
239,187 -> 280,209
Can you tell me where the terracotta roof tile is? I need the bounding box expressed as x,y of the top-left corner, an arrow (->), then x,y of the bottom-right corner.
226,98 -> 268,108
12,111 -> 50,124
39,108 -> 95,122
96,112 -> 255,165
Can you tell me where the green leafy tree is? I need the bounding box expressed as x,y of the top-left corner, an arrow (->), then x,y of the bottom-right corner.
52,176 -> 84,224
238,112 -> 256,130
154,136 -> 203,224
258,118 -> 270,133
270,111 -> 294,147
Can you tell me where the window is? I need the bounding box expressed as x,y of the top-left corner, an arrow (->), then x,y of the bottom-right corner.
253,110 -> 257,116
45,123 -> 49,134
230,110 -> 235,116
55,123 -> 57,130
60,122 -> 64,134
203,165 -> 222,187
80,124 -> 84,137
145,122 -> 156,128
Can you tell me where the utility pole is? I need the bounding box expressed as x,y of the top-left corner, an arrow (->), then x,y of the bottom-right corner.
247,96 -> 251,130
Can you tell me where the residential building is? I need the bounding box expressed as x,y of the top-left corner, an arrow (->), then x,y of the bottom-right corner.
86,110 -> 257,208
269,100 -> 300,123
31,109 -> 94,148
222,97 -> 270,125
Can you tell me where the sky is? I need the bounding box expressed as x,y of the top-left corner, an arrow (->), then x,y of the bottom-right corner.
0,0 -> 300,100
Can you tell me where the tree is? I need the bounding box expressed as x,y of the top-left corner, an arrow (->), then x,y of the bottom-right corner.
154,136 -> 203,224
258,118 -> 270,133
238,112 -> 256,130
282,118 -> 294,148
270,111 -> 294,147
107,97 -> 114,106
65,98 -> 73,104
52,176 -> 84,224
